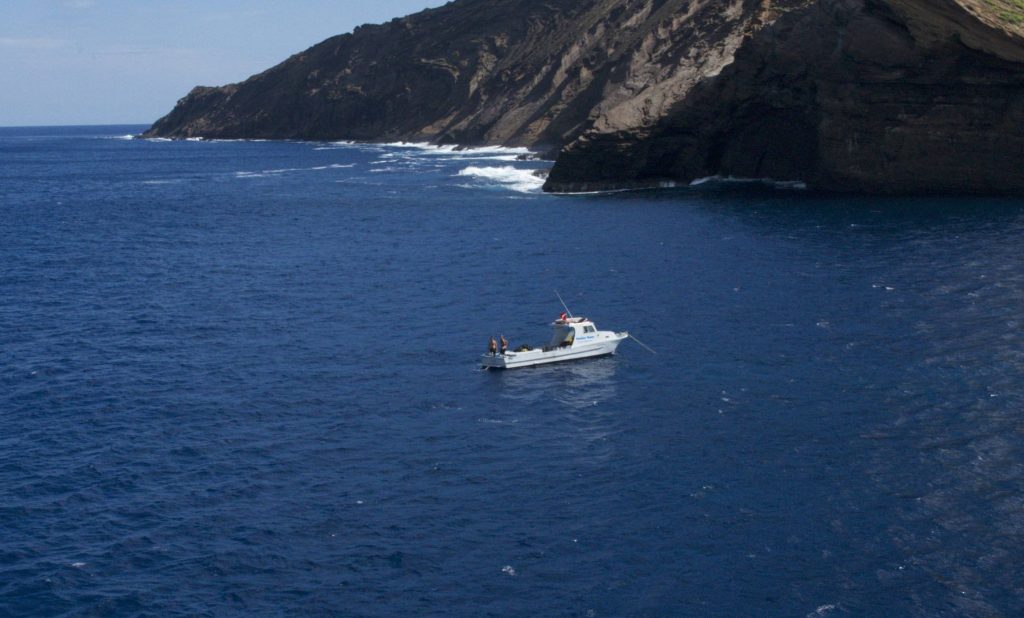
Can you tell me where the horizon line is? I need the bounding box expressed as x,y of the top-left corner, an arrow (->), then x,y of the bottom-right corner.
0,122 -> 152,129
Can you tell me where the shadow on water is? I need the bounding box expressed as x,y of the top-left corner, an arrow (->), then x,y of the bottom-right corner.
490,356 -> 618,409
590,183 -> 1024,226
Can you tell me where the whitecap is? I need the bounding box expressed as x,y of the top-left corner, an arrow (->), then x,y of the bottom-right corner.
310,163 -> 356,170
313,141 -> 356,150
235,163 -> 357,178
456,165 -> 545,193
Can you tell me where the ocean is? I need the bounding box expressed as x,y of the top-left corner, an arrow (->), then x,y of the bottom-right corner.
2,125 -> 1023,616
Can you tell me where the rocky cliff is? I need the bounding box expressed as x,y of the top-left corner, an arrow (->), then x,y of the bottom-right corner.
545,0 -> 1024,193
144,0 -> 766,151
145,0 -> 1024,194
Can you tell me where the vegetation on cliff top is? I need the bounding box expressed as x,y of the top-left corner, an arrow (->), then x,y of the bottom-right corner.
984,0 -> 1024,24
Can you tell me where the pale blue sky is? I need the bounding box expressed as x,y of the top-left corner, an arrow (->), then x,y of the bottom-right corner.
0,1 -> 448,126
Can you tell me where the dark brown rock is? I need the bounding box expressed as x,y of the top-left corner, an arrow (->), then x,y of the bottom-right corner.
145,0 -> 1024,195
545,0 -> 1024,194
144,0 -> 760,150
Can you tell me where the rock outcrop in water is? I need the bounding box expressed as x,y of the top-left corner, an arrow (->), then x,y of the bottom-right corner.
144,0 -> 1024,195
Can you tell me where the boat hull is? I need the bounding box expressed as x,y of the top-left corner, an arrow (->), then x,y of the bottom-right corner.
481,334 -> 627,370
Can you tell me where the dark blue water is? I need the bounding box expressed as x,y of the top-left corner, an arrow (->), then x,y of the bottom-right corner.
3,125 -> 1023,616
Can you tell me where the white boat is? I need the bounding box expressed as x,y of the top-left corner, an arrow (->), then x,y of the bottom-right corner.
481,315 -> 629,370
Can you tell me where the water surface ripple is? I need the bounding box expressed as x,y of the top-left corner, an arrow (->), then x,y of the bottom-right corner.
1,126 -> 1023,616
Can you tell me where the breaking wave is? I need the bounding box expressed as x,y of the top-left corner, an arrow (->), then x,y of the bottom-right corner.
456,166 -> 545,193
382,142 -> 533,157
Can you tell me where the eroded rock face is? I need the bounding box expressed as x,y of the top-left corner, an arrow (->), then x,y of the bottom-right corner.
144,0 -> 767,150
545,0 -> 1024,193
146,0 -> 1024,194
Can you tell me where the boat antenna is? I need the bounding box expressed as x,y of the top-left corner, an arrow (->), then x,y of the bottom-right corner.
554,289 -> 573,318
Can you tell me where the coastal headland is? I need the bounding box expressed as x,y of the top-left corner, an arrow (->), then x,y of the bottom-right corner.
144,0 -> 1024,194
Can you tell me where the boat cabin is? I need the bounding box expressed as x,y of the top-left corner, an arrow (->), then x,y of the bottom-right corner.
547,317 -> 598,350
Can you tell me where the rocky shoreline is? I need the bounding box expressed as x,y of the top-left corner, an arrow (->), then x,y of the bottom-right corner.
144,0 -> 1024,195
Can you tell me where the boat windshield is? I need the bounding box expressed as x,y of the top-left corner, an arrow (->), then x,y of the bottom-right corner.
549,326 -> 575,347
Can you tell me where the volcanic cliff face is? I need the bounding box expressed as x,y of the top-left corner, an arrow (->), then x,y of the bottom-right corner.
145,0 -> 1024,194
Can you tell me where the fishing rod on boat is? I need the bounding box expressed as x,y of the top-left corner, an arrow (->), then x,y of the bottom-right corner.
628,333 -> 658,355
554,289 -> 574,319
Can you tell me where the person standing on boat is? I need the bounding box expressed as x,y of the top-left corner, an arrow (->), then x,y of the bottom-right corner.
488,336 -> 497,356
500,335 -> 509,356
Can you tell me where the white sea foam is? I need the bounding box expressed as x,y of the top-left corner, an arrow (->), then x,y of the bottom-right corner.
383,141 -> 533,157
690,175 -> 807,190
313,140 -> 357,150
478,418 -> 519,425
557,186 -> 650,196
457,166 -> 544,193
235,163 -> 356,178
314,141 -> 536,160
310,163 -> 356,170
